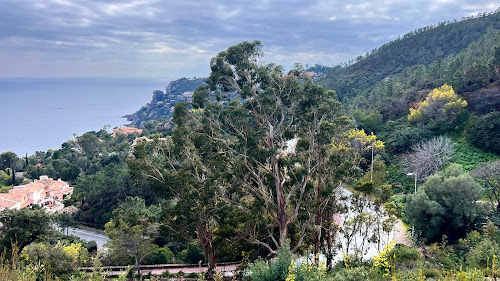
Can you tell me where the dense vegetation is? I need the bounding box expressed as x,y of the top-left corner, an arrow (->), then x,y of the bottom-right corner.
317,9 -> 500,101
2,9 -> 500,281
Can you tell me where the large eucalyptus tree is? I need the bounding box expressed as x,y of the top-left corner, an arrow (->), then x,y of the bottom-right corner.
198,41 -> 355,255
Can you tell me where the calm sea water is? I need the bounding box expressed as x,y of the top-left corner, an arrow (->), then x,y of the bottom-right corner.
0,77 -> 170,156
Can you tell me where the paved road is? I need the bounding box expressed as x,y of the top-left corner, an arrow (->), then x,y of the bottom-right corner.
67,227 -> 109,250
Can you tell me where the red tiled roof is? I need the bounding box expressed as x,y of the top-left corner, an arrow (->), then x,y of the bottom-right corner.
20,200 -> 33,208
0,177 -> 73,212
112,126 -> 143,136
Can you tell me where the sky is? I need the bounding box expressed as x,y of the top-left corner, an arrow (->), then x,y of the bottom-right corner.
0,0 -> 499,79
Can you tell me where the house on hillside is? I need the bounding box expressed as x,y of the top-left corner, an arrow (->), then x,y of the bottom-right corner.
112,126 -> 143,137
0,176 -> 73,212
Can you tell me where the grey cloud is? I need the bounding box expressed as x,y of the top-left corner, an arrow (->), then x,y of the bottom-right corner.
0,0 -> 498,77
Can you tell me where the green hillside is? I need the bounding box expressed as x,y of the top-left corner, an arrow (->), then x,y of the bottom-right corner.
317,10 -> 500,101
350,27 -> 500,118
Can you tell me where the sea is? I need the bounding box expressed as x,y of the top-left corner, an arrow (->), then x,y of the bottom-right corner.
0,77 -> 171,156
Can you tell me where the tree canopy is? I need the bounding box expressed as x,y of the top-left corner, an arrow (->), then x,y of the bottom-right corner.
104,196 -> 159,275
406,164 -> 484,242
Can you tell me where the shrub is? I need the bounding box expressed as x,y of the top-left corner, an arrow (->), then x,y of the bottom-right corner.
352,110 -> 383,134
441,267 -> 486,281
389,244 -> 422,271
84,241 -> 98,253
22,242 -> 86,277
466,239 -> 500,269
178,243 -> 204,264
245,243 -> 292,281
144,246 -> 174,265
286,260 -> 328,281
160,270 -> 173,277
421,267 -> 441,278
468,111 -> 500,155
401,136 -> 454,180
331,266 -> 372,281
185,272 -> 199,278
405,165 -> 484,243
385,124 -> 432,153
372,240 -> 395,277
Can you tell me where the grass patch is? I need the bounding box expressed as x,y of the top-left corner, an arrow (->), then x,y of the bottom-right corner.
451,139 -> 500,171
387,161 -> 414,194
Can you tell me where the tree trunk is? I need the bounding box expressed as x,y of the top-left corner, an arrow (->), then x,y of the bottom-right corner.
197,224 -> 217,280
314,179 -> 323,265
274,161 -> 288,247
135,254 -> 141,276
314,206 -> 322,265
326,210 -> 333,272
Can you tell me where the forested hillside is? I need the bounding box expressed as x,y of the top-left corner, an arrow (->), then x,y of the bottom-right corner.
350,28 -> 500,118
317,9 -> 500,101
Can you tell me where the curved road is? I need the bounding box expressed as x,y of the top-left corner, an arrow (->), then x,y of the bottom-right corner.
67,227 -> 109,250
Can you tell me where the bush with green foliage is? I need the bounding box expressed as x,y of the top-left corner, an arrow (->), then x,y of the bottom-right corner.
177,243 -> 205,264
468,111 -> 500,155
84,241 -> 98,253
22,242 -> 89,278
384,122 -> 432,153
352,110 -> 383,134
285,260 -> 329,281
389,244 -> 422,271
144,246 -> 174,265
425,236 -> 461,270
405,164 -> 484,242
331,266 -> 373,281
245,243 -> 292,281
466,238 -> 499,269
441,267 -> 486,281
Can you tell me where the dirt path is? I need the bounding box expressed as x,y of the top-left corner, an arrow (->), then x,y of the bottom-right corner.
393,220 -> 412,246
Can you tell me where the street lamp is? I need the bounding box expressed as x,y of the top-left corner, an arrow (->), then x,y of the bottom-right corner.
407,172 -> 418,238
368,145 -> 374,181
406,172 -> 417,193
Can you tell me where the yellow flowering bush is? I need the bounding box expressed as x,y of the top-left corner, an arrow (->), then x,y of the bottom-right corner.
372,240 -> 396,277
63,243 -> 88,264
408,84 -> 467,130
348,129 -> 384,150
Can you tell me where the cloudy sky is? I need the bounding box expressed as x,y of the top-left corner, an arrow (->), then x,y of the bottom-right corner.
0,0 -> 498,78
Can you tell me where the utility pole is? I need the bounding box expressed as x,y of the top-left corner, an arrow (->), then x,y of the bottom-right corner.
407,172 -> 418,238
368,145 -> 374,181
